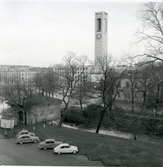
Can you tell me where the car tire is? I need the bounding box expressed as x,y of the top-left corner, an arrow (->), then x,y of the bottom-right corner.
73,150 -> 76,154
34,140 -> 38,143
57,151 -> 61,155
20,141 -> 23,145
44,147 -> 47,150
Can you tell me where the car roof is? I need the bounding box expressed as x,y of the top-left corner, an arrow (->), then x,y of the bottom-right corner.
17,134 -> 31,138
19,130 -> 28,133
45,139 -> 55,142
58,143 -> 69,147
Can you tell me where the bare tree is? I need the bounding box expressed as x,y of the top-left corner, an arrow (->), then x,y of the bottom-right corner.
145,63 -> 163,115
137,65 -> 151,107
33,68 -> 59,96
33,72 -> 44,94
123,69 -> 141,112
135,2 -> 163,61
72,82 -> 89,110
42,70 -> 59,97
54,52 -> 93,127
94,55 -> 125,133
3,77 -> 34,125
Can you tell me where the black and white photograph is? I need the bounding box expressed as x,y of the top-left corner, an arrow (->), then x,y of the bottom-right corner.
0,0 -> 163,166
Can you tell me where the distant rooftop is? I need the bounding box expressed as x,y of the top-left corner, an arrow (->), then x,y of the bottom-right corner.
0,65 -> 30,67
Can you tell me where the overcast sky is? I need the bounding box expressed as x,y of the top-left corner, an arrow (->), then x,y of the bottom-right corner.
0,0 -> 144,67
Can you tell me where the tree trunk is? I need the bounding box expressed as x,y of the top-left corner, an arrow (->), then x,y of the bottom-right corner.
96,109 -> 106,133
132,104 -> 134,112
131,93 -> 134,112
24,110 -> 27,125
44,107 -> 50,121
134,133 -> 137,140
57,106 -> 68,128
42,89 -> 44,95
30,89 -> 32,97
57,113 -> 67,128
80,103 -> 83,110
143,91 -> 146,106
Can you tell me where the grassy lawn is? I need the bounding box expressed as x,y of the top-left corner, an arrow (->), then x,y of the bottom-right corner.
1,123 -> 163,167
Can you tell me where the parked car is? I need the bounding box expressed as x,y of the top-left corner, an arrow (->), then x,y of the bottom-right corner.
15,129 -> 35,139
15,134 -> 39,144
39,139 -> 63,150
53,143 -> 78,155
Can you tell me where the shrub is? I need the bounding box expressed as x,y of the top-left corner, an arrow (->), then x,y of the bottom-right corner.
65,109 -> 86,124
82,104 -> 102,118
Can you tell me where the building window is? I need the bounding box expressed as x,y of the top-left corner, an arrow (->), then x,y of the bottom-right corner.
104,18 -> 107,32
97,18 -> 101,32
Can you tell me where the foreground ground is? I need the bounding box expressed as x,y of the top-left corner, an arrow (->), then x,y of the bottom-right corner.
0,123 -> 163,167
0,138 -> 103,166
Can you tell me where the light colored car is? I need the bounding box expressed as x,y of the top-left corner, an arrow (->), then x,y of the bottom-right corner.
39,139 -> 63,150
15,134 -> 39,144
15,130 -> 35,139
53,143 -> 78,155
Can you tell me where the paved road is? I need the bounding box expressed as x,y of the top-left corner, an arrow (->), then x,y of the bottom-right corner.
0,138 -> 103,166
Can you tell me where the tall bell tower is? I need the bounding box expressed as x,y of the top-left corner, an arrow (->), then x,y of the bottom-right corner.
94,11 -> 108,66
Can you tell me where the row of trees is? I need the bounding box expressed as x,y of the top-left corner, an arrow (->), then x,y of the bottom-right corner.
124,2 -> 163,114
1,53 -> 163,134
33,68 -> 58,97
122,63 -> 163,114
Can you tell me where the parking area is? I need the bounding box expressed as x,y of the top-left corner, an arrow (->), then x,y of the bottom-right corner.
0,137 -> 104,166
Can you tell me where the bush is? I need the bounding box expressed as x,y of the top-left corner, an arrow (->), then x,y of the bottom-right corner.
64,105 -> 163,136
157,124 -> 163,135
140,118 -> 163,135
82,104 -> 102,118
64,104 -> 103,125
65,109 -> 86,124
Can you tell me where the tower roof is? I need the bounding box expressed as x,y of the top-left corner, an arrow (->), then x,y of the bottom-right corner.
95,11 -> 108,15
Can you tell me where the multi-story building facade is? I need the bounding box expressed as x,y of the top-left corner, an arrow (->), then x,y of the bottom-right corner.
53,64 -> 93,86
94,11 -> 108,66
0,65 -> 37,85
